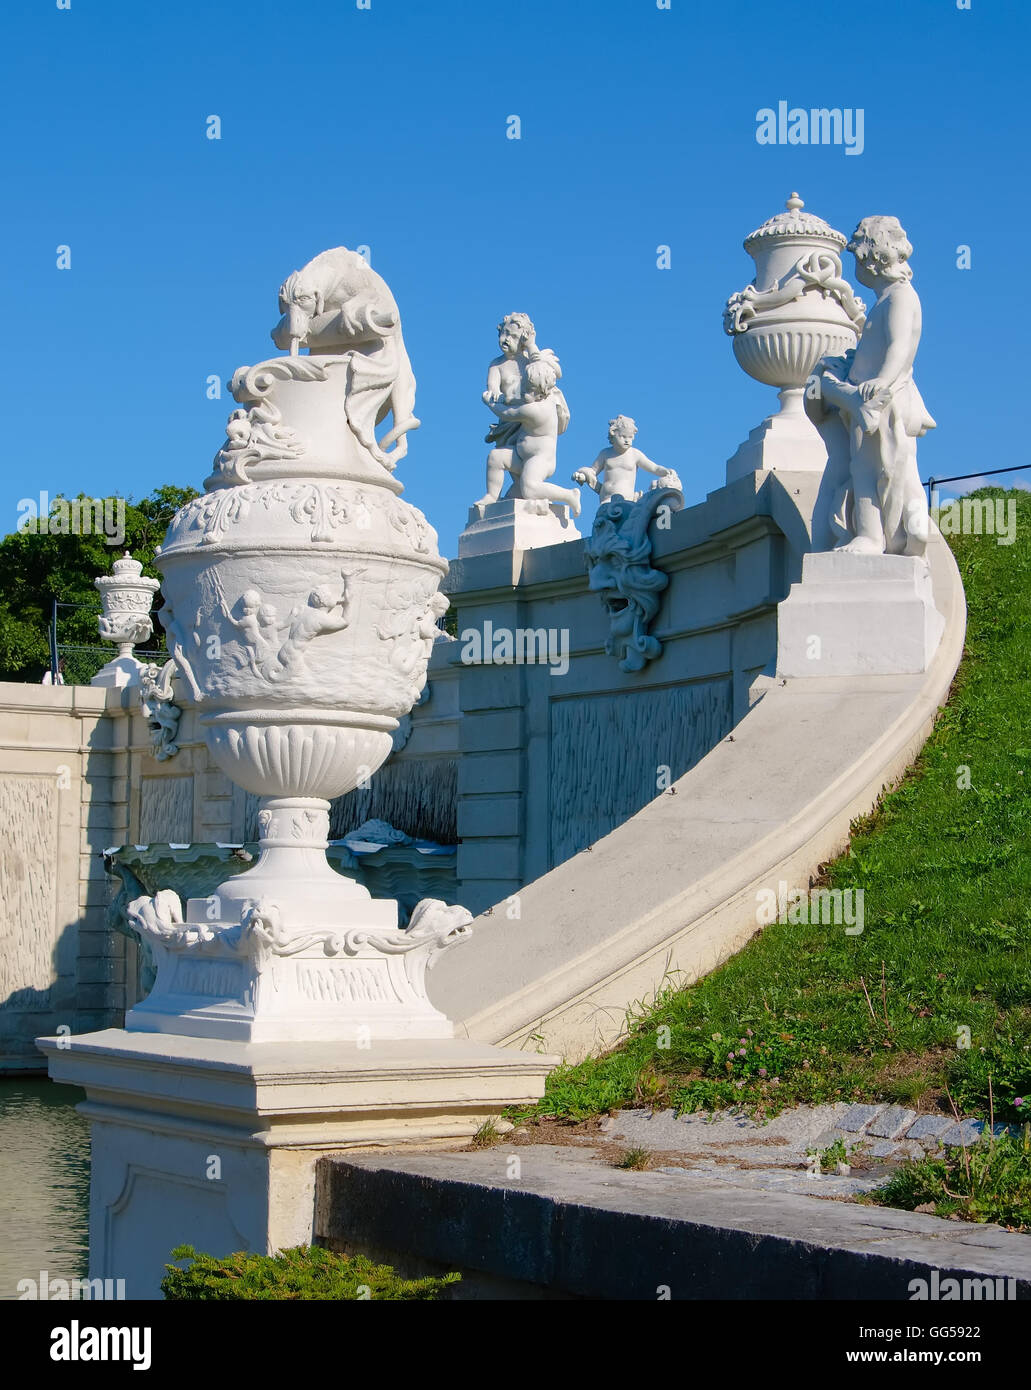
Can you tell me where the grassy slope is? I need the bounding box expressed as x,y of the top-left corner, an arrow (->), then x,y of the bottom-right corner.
529,489 -> 1031,1128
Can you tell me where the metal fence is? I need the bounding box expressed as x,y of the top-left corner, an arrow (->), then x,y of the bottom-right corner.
924,465 -> 1031,504
47,599 -> 167,686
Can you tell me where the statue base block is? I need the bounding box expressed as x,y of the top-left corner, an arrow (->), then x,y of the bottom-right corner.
38,1028 -> 558,1299
90,655 -> 147,689
458,498 -> 581,558
726,408 -> 828,482
777,551 -> 945,677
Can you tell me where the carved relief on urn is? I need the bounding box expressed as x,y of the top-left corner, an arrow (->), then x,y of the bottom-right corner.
724,193 -> 866,480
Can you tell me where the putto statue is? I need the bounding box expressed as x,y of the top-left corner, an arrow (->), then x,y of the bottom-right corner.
270,246 -> 420,468
573,416 -> 680,503
475,313 -> 578,512
811,216 -> 935,556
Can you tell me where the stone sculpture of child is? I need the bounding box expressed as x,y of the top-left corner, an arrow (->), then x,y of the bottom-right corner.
574,416 -> 678,502
482,360 -> 581,514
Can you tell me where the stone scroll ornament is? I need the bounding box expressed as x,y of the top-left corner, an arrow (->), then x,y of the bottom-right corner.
584,486 -> 684,673
808,216 -> 936,557
128,248 -> 471,1043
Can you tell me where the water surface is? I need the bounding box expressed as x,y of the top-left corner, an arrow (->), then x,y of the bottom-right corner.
0,1079 -> 89,1299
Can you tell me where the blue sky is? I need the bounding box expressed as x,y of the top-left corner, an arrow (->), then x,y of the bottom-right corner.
1,0 -> 1026,558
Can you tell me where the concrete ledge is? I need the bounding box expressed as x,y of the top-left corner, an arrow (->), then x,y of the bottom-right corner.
316,1146 -> 1031,1301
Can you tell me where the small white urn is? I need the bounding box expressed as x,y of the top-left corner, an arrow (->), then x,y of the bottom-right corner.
126,248 -> 471,1042
724,193 -> 866,480
91,551 -> 160,688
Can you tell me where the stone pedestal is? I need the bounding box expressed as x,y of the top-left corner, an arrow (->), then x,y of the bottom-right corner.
458,498 -> 581,558
726,387 -> 829,482
777,551 -> 945,677
90,654 -> 147,689
38,1028 -> 556,1299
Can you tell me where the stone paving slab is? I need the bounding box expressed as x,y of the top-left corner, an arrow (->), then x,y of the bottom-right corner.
601,1100 -> 1008,1189
942,1118 -> 985,1147
867,1105 -> 918,1139
907,1115 -> 953,1140
840,1103 -> 884,1132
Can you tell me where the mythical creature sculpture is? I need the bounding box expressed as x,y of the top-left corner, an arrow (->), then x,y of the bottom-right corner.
271,246 -> 419,468
584,486 -> 683,672
138,659 -> 182,761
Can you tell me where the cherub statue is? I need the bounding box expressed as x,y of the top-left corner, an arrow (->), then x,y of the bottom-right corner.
267,574 -> 357,679
482,359 -> 580,514
226,589 -> 280,676
476,313 -> 572,508
573,416 -> 679,503
811,216 -> 936,556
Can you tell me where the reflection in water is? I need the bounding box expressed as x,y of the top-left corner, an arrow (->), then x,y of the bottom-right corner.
0,1079 -> 89,1300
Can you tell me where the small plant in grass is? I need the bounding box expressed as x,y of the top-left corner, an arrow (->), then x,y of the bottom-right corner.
867,1125 -> 1031,1231
470,1118 -> 502,1148
161,1244 -> 460,1300
615,1146 -> 652,1171
806,1137 -> 851,1174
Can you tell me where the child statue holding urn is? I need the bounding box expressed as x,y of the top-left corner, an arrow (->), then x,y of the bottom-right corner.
813,216 -> 935,556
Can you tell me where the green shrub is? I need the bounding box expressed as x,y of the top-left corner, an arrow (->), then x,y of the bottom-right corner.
161,1244 -> 460,1301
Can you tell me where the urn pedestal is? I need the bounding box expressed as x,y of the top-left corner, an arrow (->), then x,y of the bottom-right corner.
41,248 -> 558,1296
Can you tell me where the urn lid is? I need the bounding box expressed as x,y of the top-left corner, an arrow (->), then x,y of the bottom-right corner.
110,551 -> 144,579
743,193 -> 847,253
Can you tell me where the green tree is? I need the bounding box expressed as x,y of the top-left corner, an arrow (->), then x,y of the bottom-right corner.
0,486 -> 198,685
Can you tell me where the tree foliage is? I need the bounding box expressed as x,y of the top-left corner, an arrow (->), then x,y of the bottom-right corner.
0,486 -> 198,684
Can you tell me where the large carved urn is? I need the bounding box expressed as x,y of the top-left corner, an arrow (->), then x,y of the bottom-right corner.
127,248 -> 470,1042
724,193 -> 866,479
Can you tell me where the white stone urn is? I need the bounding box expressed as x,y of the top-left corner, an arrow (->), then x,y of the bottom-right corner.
127,248 -> 471,1042
91,551 -> 160,688
724,193 -> 866,479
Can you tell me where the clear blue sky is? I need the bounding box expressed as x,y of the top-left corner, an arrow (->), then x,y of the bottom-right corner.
1,0 -> 1025,558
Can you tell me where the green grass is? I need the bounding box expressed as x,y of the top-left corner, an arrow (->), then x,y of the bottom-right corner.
867,1125 -> 1031,1230
522,489 -> 1031,1130
161,1244 -> 460,1300
615,1146 -> 653,1171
